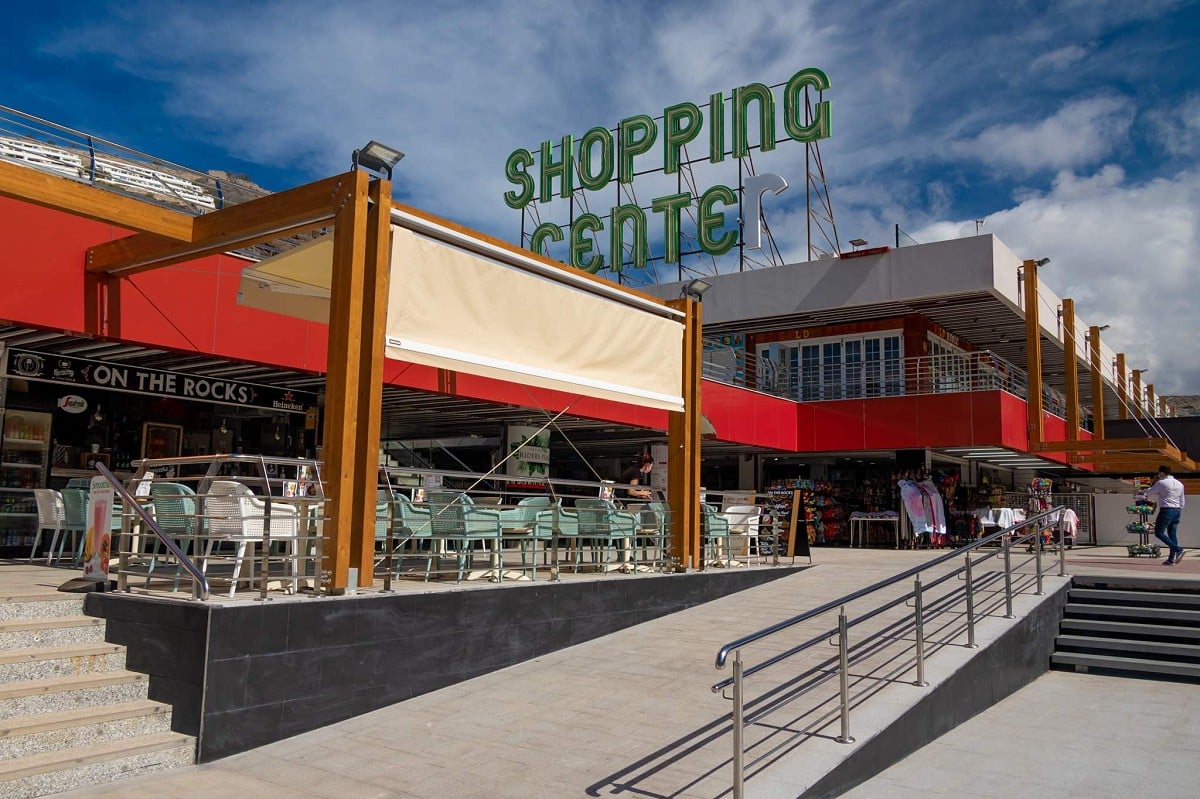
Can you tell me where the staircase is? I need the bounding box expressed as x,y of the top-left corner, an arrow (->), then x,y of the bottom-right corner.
0,592 -> 194,799
1052,576 -> 1200,681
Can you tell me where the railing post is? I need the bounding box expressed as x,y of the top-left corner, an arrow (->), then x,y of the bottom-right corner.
913,575 -> 929,687
382,499 -> 394,593
1003,535 -> 1015,619
1035,522 -> 1045,596
1057,512 -> 1067,577
258,498 -> 271,601
837,607 -> 855,743
732,648 -> 745,799
964,554 -> 978,649
550,504 -> 561,582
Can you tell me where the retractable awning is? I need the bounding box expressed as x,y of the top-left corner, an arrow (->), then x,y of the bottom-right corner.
236,210 -> 686,412
237,236 -> 333,325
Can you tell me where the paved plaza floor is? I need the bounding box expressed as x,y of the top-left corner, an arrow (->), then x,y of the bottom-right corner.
37,545 -> 1200,798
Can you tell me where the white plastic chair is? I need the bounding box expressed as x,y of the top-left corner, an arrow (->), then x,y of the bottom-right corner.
201,480 -> 300,597
31,488 -> 65,564
723,505 -> 762,563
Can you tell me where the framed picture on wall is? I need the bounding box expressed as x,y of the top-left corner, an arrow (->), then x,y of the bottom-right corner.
141,422 -> 183,459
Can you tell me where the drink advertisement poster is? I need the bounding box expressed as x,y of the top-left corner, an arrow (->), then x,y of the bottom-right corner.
82,477 -> 114,581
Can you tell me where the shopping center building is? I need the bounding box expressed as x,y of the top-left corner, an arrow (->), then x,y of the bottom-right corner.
0,104 -> 1188,563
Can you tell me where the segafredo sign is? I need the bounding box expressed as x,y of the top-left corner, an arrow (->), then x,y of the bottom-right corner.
504,68 -> 830,272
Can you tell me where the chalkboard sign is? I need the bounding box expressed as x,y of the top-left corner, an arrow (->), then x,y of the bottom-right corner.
785,489 -> 812,559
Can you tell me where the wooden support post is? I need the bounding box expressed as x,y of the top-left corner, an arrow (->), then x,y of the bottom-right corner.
1146,384 -> 1156,419
1061,299 -> 1079,441
1088,326 -> 1106,440
349,178 -> 392,588
667,296 -> 702,571
1115,354 -> 1127,419
321,170 -> 372,594
1023,260 -> 1045,449
1131,369 -> 1144,420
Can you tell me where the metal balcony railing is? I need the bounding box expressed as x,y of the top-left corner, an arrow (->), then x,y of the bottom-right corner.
702,344 -> 1081,421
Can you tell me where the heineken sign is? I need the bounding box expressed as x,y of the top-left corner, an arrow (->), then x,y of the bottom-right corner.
4,348 -> 316,414
504,68 -> 831,272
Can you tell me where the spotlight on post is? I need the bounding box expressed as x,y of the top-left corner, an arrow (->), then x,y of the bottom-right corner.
681,278 -> 713,301
352,140 -> 406,180
1034,257 -> 1051,267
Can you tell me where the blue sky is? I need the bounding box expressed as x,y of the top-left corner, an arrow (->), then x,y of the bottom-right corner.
3,0 -> 1200,392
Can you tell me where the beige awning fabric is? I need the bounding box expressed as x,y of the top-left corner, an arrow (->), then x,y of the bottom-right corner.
237,236 -> 333,324
236,217 -> 685,412
384,227 -> 684,411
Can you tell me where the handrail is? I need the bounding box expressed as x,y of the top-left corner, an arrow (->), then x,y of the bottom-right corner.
95,462 -> 210,601
712,506 -> 1068,797
714,505 -> 1066,669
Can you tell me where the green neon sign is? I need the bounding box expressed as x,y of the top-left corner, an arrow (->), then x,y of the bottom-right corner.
504,68 -> 831,272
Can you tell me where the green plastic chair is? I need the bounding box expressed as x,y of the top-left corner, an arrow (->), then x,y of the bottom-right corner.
701,503 -> 733,566
574,498 -> 639,571
426,491 -> 502,582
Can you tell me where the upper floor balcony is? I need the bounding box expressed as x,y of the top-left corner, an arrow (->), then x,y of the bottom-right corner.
701,343 -> 1088,429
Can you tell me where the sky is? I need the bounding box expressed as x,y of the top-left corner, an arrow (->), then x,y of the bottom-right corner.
2,0 -> 1200,392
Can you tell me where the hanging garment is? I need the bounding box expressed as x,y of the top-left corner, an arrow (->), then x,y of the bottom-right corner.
918,480 -> 947,545
898,480 -> 930,537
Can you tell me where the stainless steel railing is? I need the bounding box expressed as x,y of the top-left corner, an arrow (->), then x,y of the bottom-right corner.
112,454 -> 325,601
96,462 -> 210,601
711,506 -> 1069,798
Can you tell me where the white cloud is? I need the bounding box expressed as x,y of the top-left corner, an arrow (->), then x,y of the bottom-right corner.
1029,45 -> 1090,73
913,166 -> 1200,393
950,97 -> 1134,173
1148,94 -> 1200,157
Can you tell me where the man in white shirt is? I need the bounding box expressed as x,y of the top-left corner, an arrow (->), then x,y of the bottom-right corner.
1145,465 -> 1186,565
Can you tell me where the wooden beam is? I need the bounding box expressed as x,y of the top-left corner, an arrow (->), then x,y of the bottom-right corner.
1088,325 -> 1105,440
1131,369 -> 1145,420
667,296 -> 702,571
1115,354 -> 1127,419
0,158 -> 194,240
1032,437 -> 1171,453
320,170 -> 372,593
86,173 -> 352,275
1146,384 -> 1156,417
1023,260 -> 1044,448
350,178 -> 392,588
1062,298 -> 1079,441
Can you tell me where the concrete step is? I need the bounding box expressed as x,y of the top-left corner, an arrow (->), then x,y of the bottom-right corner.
0,671 -> 149,720
0,699 -> 172,759
1063,602 -> 1200,626
0,617 -> 107,650
0,643 -> 125,682
1051,650 -> 1200,680
0,730 -> 193,799
1054,635 -> 1200,661
0,597 -> 87,622
1061,617 -> 1200,642
1069,587 -> 1200,608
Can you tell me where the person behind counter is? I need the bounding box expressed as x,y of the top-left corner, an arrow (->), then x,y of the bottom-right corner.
619,453 -> 654,501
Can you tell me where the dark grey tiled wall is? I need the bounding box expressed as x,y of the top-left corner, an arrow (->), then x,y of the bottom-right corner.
89,567 -> 801,761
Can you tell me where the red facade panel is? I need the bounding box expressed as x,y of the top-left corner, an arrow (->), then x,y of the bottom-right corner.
0,196 -> 1097,460
702,382 -> 798,450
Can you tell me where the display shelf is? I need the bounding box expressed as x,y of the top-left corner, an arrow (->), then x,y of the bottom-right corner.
2,438 -> 48,449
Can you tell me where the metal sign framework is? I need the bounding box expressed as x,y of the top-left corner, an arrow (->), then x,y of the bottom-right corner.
518,83 -> 841,287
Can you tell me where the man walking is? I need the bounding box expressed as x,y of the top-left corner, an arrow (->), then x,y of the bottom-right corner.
1146,465 -> 1186,565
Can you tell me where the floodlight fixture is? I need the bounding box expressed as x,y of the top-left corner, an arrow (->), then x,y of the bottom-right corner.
848,238 -> 868,248
682,278 -> 713,301
352,140 -> 406,179
1097,324 -> 1110,331
1034,257 -> 1051,267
